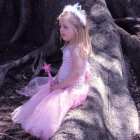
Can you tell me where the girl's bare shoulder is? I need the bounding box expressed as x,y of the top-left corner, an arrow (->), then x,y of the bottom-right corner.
70,44 -> 83,59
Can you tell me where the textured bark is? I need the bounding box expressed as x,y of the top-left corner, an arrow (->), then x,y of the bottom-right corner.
105,0 -> 140,36
10,0 -> 33,43
117,26 -> 140,84
0,0 -> 139,140
51,0 -> 139,139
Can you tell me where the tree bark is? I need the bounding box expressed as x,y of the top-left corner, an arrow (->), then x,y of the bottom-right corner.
10,0 -> 33,43
51,0 -> 139,139
0,0 -> 139,140
117,26 -> 140,84
105,0 -> 140,36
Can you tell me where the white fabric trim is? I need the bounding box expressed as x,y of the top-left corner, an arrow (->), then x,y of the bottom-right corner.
63,4 -> 86,26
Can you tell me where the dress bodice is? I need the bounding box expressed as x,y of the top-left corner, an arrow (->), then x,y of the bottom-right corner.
57,46 -> 88,88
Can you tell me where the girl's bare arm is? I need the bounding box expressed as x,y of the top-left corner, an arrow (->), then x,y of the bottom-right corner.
58,47 -> 83,89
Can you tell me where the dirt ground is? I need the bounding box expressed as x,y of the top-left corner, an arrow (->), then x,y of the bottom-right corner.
0,42 -> 140,140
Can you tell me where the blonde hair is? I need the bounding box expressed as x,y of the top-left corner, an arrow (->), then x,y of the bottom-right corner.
58,11 -> 91,57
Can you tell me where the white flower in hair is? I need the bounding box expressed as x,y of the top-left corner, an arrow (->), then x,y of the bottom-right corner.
63,3 -> 86,26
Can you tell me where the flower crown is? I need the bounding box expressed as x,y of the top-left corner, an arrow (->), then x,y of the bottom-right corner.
63,3 -> 86,26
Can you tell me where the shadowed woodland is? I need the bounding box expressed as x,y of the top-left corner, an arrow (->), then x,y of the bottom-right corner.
0,0 -> 140,140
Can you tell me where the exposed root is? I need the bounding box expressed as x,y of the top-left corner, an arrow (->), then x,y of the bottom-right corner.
0,132 -> 19,140
31,53 -> 44,79
32,55 -> 40,72
114,17 -> 140,24
131,35 -> 140,40
117,25 -> 140,84
10,0 -> 33,43
0,47 -> 41,88
0,21 -> 61,88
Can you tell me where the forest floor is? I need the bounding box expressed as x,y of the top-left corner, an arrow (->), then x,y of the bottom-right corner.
0,41 -> 140,140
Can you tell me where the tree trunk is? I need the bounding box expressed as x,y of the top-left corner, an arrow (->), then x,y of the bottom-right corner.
117,26 -> 140,84
51,0 -> 139,139
0,0 -> 139,140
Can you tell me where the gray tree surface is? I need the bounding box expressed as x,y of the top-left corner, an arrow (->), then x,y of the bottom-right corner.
0,0 -> 139,140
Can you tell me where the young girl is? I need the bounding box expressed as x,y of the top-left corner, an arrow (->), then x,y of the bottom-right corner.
11,3 -> 91,140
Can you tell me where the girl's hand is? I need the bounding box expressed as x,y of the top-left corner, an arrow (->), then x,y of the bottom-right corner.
50,83 -> 61,92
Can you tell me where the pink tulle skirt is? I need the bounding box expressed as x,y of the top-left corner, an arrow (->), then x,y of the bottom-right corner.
11,80 -> 90,140
11,62 -> 90,140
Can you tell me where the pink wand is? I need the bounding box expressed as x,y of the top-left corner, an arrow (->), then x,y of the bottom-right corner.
42,62 -> 55,86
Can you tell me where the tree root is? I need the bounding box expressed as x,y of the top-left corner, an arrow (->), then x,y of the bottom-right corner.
0,21 -> 62,88
10,0 -> 33,43
132,35 -> 140,40
0,46 -> 44,88
114,17 -> 140,24
0,44 -> 61,88
0,132 -> 19,140
114,17 -> 140,35
0,45 -> 60,88
117,25 -> 140,84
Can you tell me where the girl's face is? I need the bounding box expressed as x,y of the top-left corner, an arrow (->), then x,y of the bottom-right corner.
59,18 -> 76,44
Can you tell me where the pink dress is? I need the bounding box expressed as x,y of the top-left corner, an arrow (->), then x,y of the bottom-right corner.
11,46 -> 90,140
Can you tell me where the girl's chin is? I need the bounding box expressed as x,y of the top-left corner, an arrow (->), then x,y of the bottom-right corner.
62,37 -> 68,41
61,36 -> 71,42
